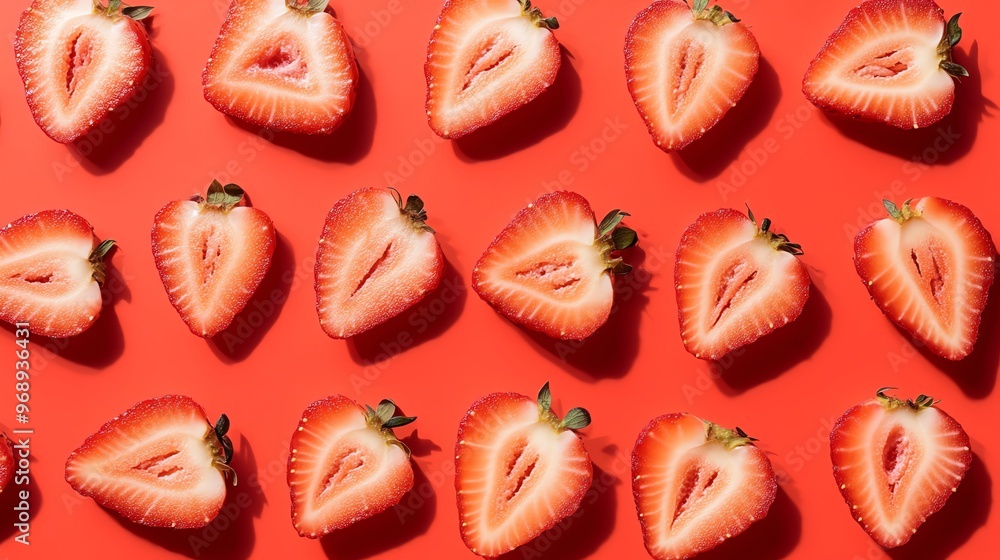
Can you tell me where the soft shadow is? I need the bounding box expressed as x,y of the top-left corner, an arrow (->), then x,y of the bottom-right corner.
887,451 -> 990,560
497,463 -> 617,560
224,63 -> 376,163
519,245 -> 648,380
698,486 -> 801,560
321,462 -> 436,559
76,42 -> 175,175
823,42 -> 990,165
0,462 -> 42,543
399,430 -> 441,458
113,434 -> 261,560
348,259 -> 466,366
713,285 -> 832,394
209,233 -> 294,363
674,57 -> 782,181
453,50 -> 582,161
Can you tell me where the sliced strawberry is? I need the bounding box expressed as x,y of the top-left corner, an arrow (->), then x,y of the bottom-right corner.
65,395 -> 235,528
456,383 -> 593,557
831,389 -> 972,547
0,433 -> 14,494
203,0 -> 358,134
425,0 -> 561,139
632,413 -> 777,559
675,208 -> 810,360
0,209 -> 115,338
288,396 -> 416,538
803,0 -> 967,129
854,197 -> 995,360
315,188 -> 443,338
625,0 -> 760,152
151,181 -> 275,337
473,192 -> 638,340
15,0 -> 153,143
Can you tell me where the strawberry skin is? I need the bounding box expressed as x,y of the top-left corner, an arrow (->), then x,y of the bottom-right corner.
204,0 -> 358,134
473,191 -> 638,340
803,0 -> 967,129
854,197 -> 995,360
0,209 -> 115,338
151,181 -> 275,337
0,434 -> 14,494
425,0 -> 561,138
675,208 -> 810,360
315,188 -> 443,339
65,395 -> 235,528
625,0 -> 760,151
15,0 -> 153,143
288,396 -> 416,538
831,389 -> 972,547
633,413 -> 777,559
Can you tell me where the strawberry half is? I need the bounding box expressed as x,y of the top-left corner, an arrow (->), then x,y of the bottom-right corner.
15,0 -> 154,143
831,388 -> 972,547
632,413 -> 777,559
203,0 -> 358,134
675,208 -> 810,360
625,0 -> 760,152
803,0 -> 968,129
425,0 -> 561,139
473,191 -> 638,340
65,395 -> 236,528
152,181 -> 276,337
0,210 -> 115,338
456,383 -> 593,557
288,396 -> 416,538
854,197 -> 995,360
0,433 -> 14,494
315,188 -> 444,339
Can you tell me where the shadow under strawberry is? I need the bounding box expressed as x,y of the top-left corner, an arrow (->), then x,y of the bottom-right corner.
697,486 -> 801,560
673,57 -> 782,182
223,63 -> 376,164
886,451 -> 991,560
208,233 -> 295,363
0,468 -> 42,544
320,460 -> 436,560
821,41 -> 990,166
110,434 -> 261,560
711,284 -> 832,395
452,49 -> 582,162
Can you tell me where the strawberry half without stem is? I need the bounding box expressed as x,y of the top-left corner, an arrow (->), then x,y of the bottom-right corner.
675,207 -> 810,360
803,0 -> 968,129
831,388 -> 972,547
65,395 -> 236,528
632,413 -> 777,560
425,0 -> 561,139
152,181 -> 276,338
288,396 -> 416,538
854,197 -> 995,360
625,0 -> 760,152
0,209 -> 115,338
203,0 -> 358,134
473,191 -> 638,340
315,188 -> 444,339
15,0 -> 154,143
0,433 -> 14,494
456,382 -> 593,557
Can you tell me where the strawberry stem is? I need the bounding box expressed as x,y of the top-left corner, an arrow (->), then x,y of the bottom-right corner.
390,188 -> 435,233
365,399 -> 417,457
201,180 -> 245,212
875,387 -> 939,411
537,382 -> 592,431
689,0 -> 741,25
882,199 -> 919,223
208,414 -> 238,486
705,421 -> 757,450
938,14 -> 969,79
596,209 -> 638,275
287,0 -> 329,14
518,0 -> 559,30
746,205 -> 803,256
89,239 -> 116,285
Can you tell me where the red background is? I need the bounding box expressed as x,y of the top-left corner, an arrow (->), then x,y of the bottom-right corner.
0,0 -> 996,558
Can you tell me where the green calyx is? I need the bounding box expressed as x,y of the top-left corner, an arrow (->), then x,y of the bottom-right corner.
747,205 -> 803,256
595,209 -> 639,276
287,0 -> 328,14
89,239 -> 116,285
199,180 -> 246,212
519,0 -> 559,30
875,387 -> 938,411
938,14 -> 969,79
95,1 -> 154,20
537,382 -> 592,431
208,414 -> 238,486
690,0 -> 740,25
705,421 -> 757,450
389,187 -> 435,234
364,399 -> 417,457
882,199 -> 920,223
